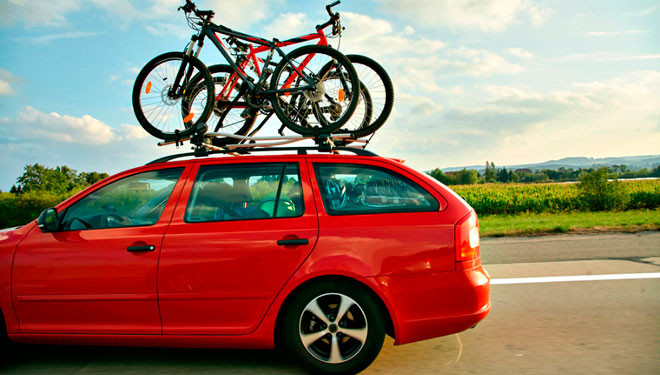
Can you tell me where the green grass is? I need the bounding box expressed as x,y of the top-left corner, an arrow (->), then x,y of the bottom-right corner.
479,209 -> 660,237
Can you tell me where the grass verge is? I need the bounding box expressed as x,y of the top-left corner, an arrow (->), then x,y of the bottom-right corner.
479,209 -> 660,237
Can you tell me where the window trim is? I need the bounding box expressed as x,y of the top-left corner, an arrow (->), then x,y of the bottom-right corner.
313,162 -> 440,216
184,162 -> 305,224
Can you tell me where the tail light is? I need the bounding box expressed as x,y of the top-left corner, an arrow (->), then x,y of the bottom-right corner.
455,211 -> 480,264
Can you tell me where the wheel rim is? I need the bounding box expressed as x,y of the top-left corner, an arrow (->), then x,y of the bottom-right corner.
298,293 -> 368,364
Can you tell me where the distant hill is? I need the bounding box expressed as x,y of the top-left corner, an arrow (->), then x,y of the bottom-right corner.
442,155 -> 660,173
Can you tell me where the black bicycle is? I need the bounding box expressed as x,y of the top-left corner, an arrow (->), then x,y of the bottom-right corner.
132,0 -> 360,142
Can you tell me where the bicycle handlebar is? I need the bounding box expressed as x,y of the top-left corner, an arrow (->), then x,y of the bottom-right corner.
316,1 -> 342,33
326,1 -> 340,19
179,0 -> 214,20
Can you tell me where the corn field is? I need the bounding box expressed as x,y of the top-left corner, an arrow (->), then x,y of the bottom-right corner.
450,179 -> 660,216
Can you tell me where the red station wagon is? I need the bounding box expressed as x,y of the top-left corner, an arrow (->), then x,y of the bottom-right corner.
0,148 -> 490,374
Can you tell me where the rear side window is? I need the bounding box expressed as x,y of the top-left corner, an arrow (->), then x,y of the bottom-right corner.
314,163 -> 439,215
185,163 -> 303,222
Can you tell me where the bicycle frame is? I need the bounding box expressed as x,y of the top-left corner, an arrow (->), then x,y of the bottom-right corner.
188,20 -> 337,104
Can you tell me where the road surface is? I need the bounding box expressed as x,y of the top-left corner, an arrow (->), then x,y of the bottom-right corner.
2,231 -> 659,374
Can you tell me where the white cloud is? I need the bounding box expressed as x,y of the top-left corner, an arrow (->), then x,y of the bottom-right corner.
639,5 -> 658,16
505,47 -> 533,59
599,54 -> 660,62
14,106 -> 117,144
554,52 -> 660,64
0,0 -> 80,28
204,0 -> 278,30
263,13 -> 309,39
21,31 -> 102,44
377,0 -> 554,32
0,106 -> 172,190
528,5 -> 555,27
145,22 -> 191,38
369,71 -> 660,170
120,124 -> 150,140
0,69 -> 19,96
0,0 -> 208,29
587,30 -> 647,36
339,12 -> 446,58
395,47 -> 523,77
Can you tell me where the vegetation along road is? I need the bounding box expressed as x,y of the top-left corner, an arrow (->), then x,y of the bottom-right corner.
2,231 -> 658,374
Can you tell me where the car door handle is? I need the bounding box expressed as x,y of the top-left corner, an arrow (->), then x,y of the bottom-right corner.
277,238 -> 309,246
127,245 -> 156,252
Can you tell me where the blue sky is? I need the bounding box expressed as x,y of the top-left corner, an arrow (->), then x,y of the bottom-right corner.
0,0 -> 659,190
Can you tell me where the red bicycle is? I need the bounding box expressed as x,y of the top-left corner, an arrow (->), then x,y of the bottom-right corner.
200,2 -> 394,146
132,0 -> 360,142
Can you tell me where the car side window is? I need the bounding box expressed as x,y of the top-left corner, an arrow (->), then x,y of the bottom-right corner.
60,168 -> 183,231
314,163 -> 439,215
185,163 -> 303,223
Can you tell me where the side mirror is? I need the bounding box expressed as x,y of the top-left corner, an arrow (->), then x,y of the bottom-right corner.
37,208 -> 59,232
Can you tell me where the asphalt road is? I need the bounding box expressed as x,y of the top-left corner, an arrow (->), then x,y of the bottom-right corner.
2,231 -> 659,374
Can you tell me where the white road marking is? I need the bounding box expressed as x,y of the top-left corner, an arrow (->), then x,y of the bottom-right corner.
491,272 -> 660,285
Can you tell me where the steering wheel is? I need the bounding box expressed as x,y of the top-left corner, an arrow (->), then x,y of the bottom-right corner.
104,214 -> 127,228
71,217 -> 93,229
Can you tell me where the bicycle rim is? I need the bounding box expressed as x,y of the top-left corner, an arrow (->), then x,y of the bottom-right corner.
270,45 -> 359,135
133,52 -> 214,140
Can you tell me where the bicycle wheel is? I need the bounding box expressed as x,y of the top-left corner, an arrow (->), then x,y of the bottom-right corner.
321,54 -> 394,139
132,52 -> 214,141
187,64 -> 257,146
343,54 -> 393,138
270,45 -> 360,135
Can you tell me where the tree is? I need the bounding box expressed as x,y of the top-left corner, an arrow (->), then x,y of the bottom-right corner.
15,163 -> 108,195
456,169 -> 479,185
428,168 -> 454,185
496,167 -> 511,183
651,164 -> 660,177
483,161 -> 497,183
578,167 -> 626,211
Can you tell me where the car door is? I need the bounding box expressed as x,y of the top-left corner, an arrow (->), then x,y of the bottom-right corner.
12,166 -> 188,334
158,158 -> 318,335
308,158 -> 455,274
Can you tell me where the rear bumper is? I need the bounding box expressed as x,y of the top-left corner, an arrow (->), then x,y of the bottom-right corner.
373,264 -> 491,345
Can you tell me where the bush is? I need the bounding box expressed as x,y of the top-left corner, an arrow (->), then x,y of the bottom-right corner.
577,168 -> 627,211
450,179 -> 659,216
0,191 -> 70,228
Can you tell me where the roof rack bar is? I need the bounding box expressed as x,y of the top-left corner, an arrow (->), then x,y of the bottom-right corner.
147,151 -> 198,165
146,145 -> 378,165
157,131 -> 368,149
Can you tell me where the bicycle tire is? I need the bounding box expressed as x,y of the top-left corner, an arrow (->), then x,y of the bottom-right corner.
132,51 -> 214,141
187,64 -> 257,146
343,54 -> 394,138
320,54 -> 394,139
270,45 -> 360,135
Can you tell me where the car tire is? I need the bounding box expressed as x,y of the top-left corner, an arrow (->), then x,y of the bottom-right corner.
0,314 -> 12,365
282,280 -> 385,375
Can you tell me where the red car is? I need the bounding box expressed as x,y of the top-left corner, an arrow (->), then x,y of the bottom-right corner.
0,148 -> 490,374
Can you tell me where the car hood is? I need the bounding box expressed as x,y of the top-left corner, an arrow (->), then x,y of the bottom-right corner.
0,222 -> 35,247
0,226 -> 21,233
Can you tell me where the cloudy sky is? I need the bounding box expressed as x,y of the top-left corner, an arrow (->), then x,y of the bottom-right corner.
0,0 -> 659,190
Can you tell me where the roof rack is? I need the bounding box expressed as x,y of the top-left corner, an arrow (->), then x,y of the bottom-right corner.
146,131 -> 378,165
